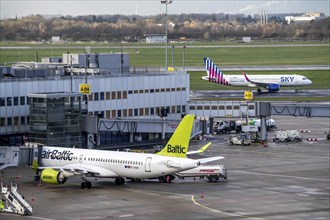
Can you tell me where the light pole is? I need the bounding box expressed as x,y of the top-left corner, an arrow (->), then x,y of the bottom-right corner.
171,45 -> 174,67
182,44 -> 186,72
161,0 -> 173,70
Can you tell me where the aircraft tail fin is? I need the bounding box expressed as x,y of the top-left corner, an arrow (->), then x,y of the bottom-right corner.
203,58 -> 230,85
242,72 -> 251,82
156,115 -> 195,158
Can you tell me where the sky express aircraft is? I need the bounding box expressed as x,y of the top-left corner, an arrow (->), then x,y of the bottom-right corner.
202,58 -> 312,94
32,115 -> 223,189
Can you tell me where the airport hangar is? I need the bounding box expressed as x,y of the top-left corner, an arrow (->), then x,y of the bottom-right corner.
0,52 -> 259,149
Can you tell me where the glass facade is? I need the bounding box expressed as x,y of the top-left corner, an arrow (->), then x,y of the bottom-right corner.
29,93 -> 82,147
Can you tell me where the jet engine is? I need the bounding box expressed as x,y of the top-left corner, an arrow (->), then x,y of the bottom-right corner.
266,83 -> 280,92
41,168 -> 68,184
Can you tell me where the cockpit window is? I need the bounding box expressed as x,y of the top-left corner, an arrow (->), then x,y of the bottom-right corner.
302,78 -> 306,80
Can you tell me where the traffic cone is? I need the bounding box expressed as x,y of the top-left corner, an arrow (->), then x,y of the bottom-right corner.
200,192 -> 204,199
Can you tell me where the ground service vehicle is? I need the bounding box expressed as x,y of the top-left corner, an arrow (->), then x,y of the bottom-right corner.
237,118 -> 277,131
214,118 -> 276,134
326,131 -> 330,140
129,165 -> 227,183
214,120 -> 241,134
0,182 -> 32,216
273,130 -> 303,142
174,164 -> 227,182
226,135 -> 251,146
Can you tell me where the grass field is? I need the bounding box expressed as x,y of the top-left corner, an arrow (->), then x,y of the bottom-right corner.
1,42 -> 329,66
1,41 -> 329,101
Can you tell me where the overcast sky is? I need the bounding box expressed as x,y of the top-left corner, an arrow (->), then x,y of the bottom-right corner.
1,0 -> 329,19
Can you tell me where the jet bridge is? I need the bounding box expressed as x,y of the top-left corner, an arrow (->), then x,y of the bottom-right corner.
255,101 -> 330,143
271,102 -> 330,117
0,147 -> 20,170
84,116 -> 203,147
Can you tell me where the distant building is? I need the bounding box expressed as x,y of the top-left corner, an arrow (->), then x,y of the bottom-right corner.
237,15 -> 256,24
145,34 -> 166,43
285,12 -> 325,24
51,36 -> 61,43
242,37 -> 251,43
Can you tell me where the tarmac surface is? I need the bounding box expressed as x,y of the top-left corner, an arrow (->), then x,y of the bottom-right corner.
0,116 -> 329,220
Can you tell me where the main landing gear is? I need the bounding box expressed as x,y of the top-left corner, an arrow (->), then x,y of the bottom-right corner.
257,88 -> 262,94
158,175 -> 175,183
81,181 -> 92,189
80,177 -> 125,189
81,175 -> 92,189
115,177 -> 126,185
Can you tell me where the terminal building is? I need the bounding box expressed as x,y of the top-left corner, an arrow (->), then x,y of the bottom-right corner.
1,52 -> 255,148
0,52 -> 190,147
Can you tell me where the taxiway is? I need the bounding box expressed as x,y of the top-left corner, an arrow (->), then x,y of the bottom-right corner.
190,89 -> 330,99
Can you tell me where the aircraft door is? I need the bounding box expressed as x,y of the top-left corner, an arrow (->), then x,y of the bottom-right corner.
12,150 -> 19,165
28,144 -> 43,169
145,157 -> 152,172
79,155 -> 83,163
30,144 -> 43,166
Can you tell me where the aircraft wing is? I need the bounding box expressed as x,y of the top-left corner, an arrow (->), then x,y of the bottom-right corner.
187,142 -> 212,155
39,164 -> 119,178
242,72 -> 278,88
166,160 -> 182,168
198,156 -> 224,164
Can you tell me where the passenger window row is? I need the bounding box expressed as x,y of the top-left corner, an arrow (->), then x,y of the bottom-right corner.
86,157 -> 143,165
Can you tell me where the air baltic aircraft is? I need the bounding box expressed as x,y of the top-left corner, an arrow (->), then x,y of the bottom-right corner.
31,115 -> 223,189
202,58 -> 312,94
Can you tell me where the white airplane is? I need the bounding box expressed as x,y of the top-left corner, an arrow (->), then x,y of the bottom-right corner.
202,58 -> 312,94
31,115 -> 223,189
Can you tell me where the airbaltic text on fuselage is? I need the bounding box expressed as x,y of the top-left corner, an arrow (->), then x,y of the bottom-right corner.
167,144 -> 186,153
42,149 -> 73,161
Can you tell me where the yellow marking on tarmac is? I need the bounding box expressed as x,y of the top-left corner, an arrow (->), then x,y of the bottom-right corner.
191,195 -> 264,220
